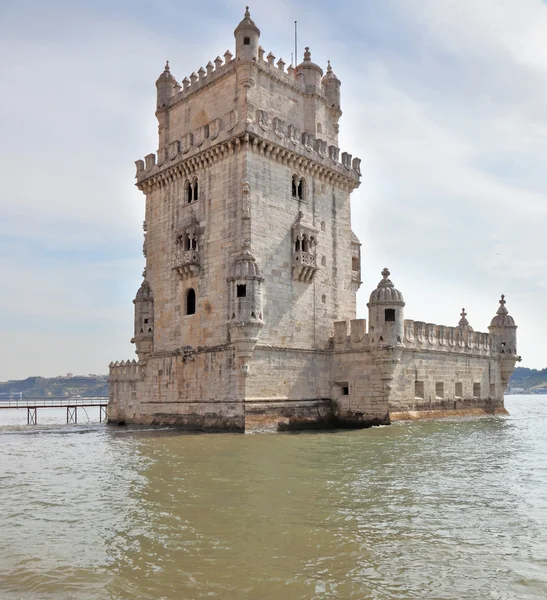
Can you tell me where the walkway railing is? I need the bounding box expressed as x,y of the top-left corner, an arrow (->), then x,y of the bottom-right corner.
0,397 -> 109,424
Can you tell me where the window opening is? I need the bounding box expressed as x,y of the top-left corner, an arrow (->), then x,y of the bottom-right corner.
292,176 -> 297,198
302,237 -> 309,252
186,288 -> 196,315
352,257 -> 359,271
297,179 -> 304,200
455,382 -> 463,398
236,284 -> 247,298
321,256 -> 326,266
385,309 -> 395,322
436,382 -> 444,399
342,386 -> 349,396
415,381 -> 424,399
193,180 -> 199,201
321,294 -> 326,304
473,383 -> 481,398
186,181 -> 193,204
144,318 -> 149,324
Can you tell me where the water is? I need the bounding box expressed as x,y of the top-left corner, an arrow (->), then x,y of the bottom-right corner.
1,396 -> 546,600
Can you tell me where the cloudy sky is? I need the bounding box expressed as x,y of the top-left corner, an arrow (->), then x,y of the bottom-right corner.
1,0 -> 546,380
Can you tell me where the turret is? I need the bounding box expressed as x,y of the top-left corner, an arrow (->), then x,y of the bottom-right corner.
156,61 -> 180,109
227,242 -> 264,363
488,295 -> 517,356
367,268 -> 405,347
295,47 -> 323,91
234,6 -> 260,61
322,60 -> 341,110
131,280 -> 154,363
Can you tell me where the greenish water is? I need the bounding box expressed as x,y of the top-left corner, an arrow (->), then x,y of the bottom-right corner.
1,396 -> 546,599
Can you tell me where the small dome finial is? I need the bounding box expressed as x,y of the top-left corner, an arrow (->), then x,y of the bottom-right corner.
164,60 -> 170,72
327,60 -> 332,73
304,47 -> 311,62
458,308 -> 472,329
381,267 -> 390,280
244,5 -> 250,17
497,294 -> 508,315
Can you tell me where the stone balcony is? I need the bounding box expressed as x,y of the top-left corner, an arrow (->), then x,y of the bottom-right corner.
293,251 -> 317,283
174,248 -> 200,280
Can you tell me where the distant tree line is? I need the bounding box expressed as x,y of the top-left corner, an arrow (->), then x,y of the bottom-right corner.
509,367 -> 547,390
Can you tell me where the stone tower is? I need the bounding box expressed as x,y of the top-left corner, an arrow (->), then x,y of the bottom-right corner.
108,8 -> 518,431
108,8 -> 362,430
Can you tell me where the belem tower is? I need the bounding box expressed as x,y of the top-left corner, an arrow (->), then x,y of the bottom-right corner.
108,8 -> 519,431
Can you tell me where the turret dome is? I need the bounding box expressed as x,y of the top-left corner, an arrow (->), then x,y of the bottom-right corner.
321,60 -> 340,84
234,6 -> 260,36
135,280 -> 153,303
368,268 -> 405,305
230,241 -> 262,279
490,295 -> 516,327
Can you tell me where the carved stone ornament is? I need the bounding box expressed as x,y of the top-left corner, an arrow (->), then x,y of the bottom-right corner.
352,157 -> 362,175
226,109 -> 239,132
288,124 -> 300,145
209,118 -> 221,140
328,145 -> 340,162
316,139 -> 327,158
342,152 -> 352,170
302,132 -> 315,152
168,140 -> 180,161
273,117 -> 285,139
181,133 -> 193,154
194,126 -> 206,147
156,147 -> 167,167
257,109 -> 269,131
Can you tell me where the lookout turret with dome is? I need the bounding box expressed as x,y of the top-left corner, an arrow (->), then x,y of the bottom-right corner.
367,268 -> 405,347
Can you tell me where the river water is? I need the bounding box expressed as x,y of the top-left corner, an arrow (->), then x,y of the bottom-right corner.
0,396 -> 546,600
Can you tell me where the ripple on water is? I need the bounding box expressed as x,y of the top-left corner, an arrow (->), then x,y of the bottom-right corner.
0,397 -> 546,599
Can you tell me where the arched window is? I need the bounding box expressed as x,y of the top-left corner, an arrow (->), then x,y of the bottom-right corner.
297,178 -> 304,200
302,235 -> 309,252
186,288 -> 196,315
291,175 -> 298,198
193,179 -> 199,202
295,238 -> 301,252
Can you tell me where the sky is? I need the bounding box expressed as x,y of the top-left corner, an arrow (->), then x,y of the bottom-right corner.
1,0 -> 546,380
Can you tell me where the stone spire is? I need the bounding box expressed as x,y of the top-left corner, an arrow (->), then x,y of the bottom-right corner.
458,308 -> 473,331
156,60 -> 179,108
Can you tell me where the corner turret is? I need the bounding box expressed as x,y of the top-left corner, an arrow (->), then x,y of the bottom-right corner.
322,60 -> 341,110
227,242 -> 264,371
295,47 -> 323,91
489,294 -> 519,391
234,6 -> 260,61
131,280 -> 154,363
156,61 -> 180,109
367,268 -> 405,347
489,295 -> 517,356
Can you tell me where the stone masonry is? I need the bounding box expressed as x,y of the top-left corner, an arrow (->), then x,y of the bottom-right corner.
108,8 -> 520,431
